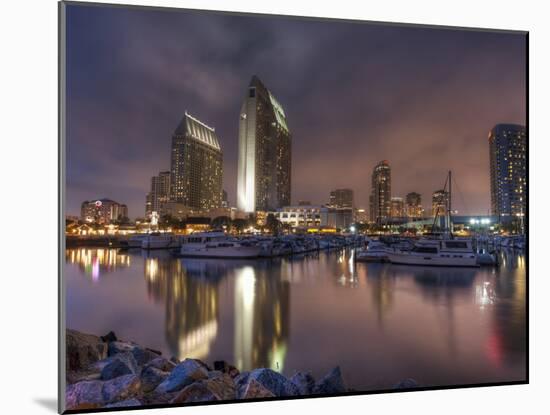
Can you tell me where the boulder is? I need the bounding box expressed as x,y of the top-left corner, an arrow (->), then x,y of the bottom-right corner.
108,341 -> 158,366
170,382 -> 218,404
155,359 -> 208,393
100,352 -> 139,380
394,378 -> 419,389
100,331 -> 117,343
239,379 -> 275,399
65,374 -> 141,410
313,367 -> 346,395
146,356 -> 176,373
66,379 -> 104,410
290,371 -> 316,395
103,398 -> 142,408
66,329 -> 108,371
101,374 -> 141,403
203,373 -> 236,400
141,366 -> 170,393
245,369 -> 299,397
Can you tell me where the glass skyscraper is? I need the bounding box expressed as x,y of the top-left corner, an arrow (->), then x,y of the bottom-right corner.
237,76 -> 292,212
170,111 -> 223,211
489,123 -> 526,223
370,160 -> 391,223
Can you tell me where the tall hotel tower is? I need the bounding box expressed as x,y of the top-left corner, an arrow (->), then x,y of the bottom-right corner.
489,123 -> 527,222
369,160 -> 391,223
170,111 -> 223,210
237,76 -> 292,212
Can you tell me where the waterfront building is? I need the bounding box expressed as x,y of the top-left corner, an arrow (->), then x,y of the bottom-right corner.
489,124 -> 527,223
405,192 -> 424,218
271,205 -> 325,229
237,76 -> 292,212
221,190 -> 229,208
390,197 -> 405,218
355,208 -> 368,223
145,171 -> 171,217
170,111 -> 223,211
431,189 -> 449,217
329,188 -> 354,209
370,160 -> 391,223
326,207 -> 354,230
80,198 -> 128,224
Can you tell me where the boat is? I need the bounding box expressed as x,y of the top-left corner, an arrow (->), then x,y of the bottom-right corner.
387,171 -> 478,268
356,240 -> 390,262
120,233 -> 149,249
387,238 -> 478,267
141,233 -> 182,250
179,232 -> 261,258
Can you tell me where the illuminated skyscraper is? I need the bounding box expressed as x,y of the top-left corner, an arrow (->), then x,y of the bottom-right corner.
370,160 -> 391,223
237,76 -> 292,212
405,192 -> 424,218
390,197 -> 405,218
170,111 -> 223,211
329,188 -> 354,208
146,171 -> 170,217
489,124 -> 527,223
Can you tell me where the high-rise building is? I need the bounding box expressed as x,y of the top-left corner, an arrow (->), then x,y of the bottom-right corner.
237,76 -> 292,212
170,111 -> 223,211
390,197 -> 405,218
405,192 -> 423,218
432,189 -> 449,217
329,188 -> 354,209
81,199 -> 128,224
221,190 -> 229,208
489,124 -> 527,222
370,160 -> 391,223
145,171 -> 171,217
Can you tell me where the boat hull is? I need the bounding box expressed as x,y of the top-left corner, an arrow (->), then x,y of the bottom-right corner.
387,252 -> 478,267
179,246 -> 261,259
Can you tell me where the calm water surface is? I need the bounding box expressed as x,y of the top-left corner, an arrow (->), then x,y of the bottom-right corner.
65,247 -> 526,390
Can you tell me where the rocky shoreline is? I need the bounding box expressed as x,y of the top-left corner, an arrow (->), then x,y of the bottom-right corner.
65,329 -> 417,411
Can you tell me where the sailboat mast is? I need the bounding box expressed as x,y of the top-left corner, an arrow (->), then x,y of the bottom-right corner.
448,170 -> 452,236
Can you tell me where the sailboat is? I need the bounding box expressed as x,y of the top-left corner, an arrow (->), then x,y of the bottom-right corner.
386,171 -> 479,267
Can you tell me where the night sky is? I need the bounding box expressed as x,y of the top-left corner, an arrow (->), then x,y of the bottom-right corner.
65,3 -> 526,219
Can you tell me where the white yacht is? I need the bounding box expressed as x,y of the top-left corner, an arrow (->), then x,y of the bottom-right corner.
141,233 -> 182,250
356,240 -> 390,262
179,232 -> 261,258
387,238 -> 478,267
122,234 -> 149,249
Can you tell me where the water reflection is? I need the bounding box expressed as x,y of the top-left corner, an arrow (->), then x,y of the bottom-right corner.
234,263 -> 290,372
142,253 -> 223,361
66,248 -> 130,281
66,247 -> 526,389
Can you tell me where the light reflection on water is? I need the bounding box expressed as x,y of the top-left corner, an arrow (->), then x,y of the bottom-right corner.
65,247 -> 526,390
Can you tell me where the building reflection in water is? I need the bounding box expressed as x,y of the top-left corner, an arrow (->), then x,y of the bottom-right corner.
234,264 -> 290,373
66,248 -> 131,282
143,253 -> 223,361
365,264 -> 396,327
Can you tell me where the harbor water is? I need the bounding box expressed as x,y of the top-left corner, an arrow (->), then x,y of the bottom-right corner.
65,247 -> 526,391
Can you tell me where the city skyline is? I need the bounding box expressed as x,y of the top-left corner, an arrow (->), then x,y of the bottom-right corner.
66,5 -> 526,219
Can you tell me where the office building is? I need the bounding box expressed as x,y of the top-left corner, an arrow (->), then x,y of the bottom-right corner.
81,199 -> 128,224
405,192 -> 424,218
329,188 -> 354,209
370,160 -> 391,223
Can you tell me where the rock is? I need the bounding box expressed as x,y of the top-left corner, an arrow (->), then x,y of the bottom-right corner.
108,341 -> 158,366
204,373 -> 236,400
245,368 -> 299,397
65,375 -> 140,410
213,360 -> 240,378
239,378 -> 276,399
394,378 -> 419,389
146,347 -> 162,356
100,352 -> 139,380
155,359 -> 209,393
66,329 -> 108,371
290,371 -> 316,395
313,367 -> 346,394
141,366 -> 170,393
100,331 -> 117,343
170,382 -> 218,404
169,356 -> 180,364
101,374 -> 141,403
145,356 -> 176,373
66,380 -> 104,410
103,398 -> 142,408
